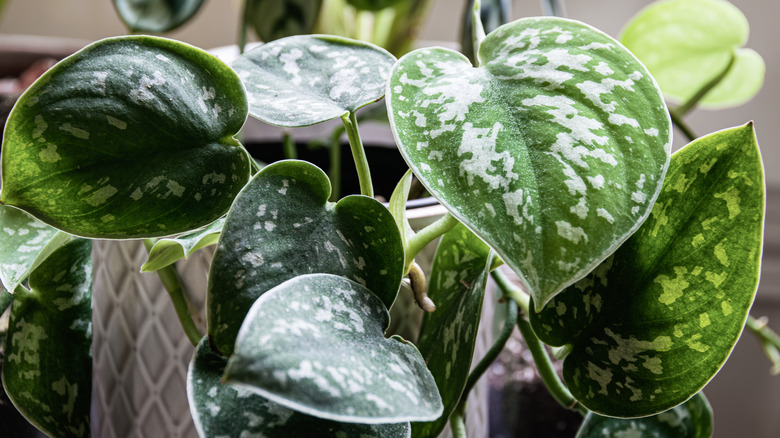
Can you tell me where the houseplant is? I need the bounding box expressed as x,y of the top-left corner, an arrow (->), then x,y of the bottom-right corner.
0,0 -> 771,437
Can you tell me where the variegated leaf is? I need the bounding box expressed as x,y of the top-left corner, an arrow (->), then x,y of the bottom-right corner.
621,0 -> 764,108
1,36 -> 251,238
207,160 -> 404,355
412,223 -> 492,438
387,17 -> 671,308
141,217 -> 224,272
576,392 -> 713,438
232,35 -> 395,127
224,274 -> 443,423
114,0 -> 206,33
247,0 -> 323,43
530,123 -> 764,417
188,337 -> 411,438
2,239 -> 93,438
0,204 -> 73,292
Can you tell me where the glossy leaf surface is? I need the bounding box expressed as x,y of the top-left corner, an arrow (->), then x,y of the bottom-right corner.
1,36 -> 251,238
388,17 -> 671,308
0,204 -> 73,292
141,217 -> 224,272
188,337 -> 411,438
232,35 -> 395,127
224,273 -> 443,423
530,123 -> 764,417
247,0 -> 323,42
620,0 -> 764,108
412,223 -> 492,438
114,0 -> 205,33
2,239 -> 93,438
207,160 -> 404,355
576,392 -> 713,438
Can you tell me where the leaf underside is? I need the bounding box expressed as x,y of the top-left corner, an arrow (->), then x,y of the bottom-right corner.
531,123 -> 765,417
141,217 -> 224,272
114,0 -> 206,33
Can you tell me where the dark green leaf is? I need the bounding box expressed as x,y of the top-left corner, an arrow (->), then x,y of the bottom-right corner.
576,392 -> 713,438
141,217 -> 224,272
233,35 -> 395,127
2,239 -> 93,437
224,273 -> 443,423
188,337 -> 410,437
346,0 -> 404,11
530,123 -> 764,417
412,223 -> 492,437
1,36 -> 251,238
0,204 -> 74,292
114,0 -> 206,33
247,0 -> 323,42
387,17 -> 671,308
207,160 -> 404,355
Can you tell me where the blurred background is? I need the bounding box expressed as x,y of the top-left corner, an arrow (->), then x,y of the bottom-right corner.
1,0 -> 777,437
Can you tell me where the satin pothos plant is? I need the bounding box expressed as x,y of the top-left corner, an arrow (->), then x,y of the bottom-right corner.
0,2 -> 766,438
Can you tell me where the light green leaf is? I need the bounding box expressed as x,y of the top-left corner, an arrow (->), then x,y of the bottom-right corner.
224,273 -> 443,423
141,217 -> 224,272
114,0 -> 205,33
0,204 -> 74,292
2,239 -> 93,438
1,36 -> 251,239
188,337 -> 410,438
530,123 -> 764,417
388,170 -> 415,264
387,17 -> 671,308
247,0 -> 323,43
412,223 -> 492,438
232,35 -> 396,127
207,160 -> 404,355
620,0 -> 764,108
576,392 -> 713,438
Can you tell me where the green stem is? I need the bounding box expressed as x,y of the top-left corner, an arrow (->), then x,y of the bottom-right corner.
238,0 -> 251,54
670,110 -> 698,143
673,51 -> 736,118
406,212 -> 459,264
328,126 -> 344,201
490,268 -> 529,315
449,401 -> 468,438
0,288 -> 13,314
471,0 -> 486,65
282,131 -> 297,159
341,111 -> 374,198
746,314 -> 780,375
142,239 -> 202,346
461,298 -> 518,399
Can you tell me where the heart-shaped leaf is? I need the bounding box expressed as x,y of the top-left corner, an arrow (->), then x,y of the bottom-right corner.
529,123 -> 764,417
620,0 -> 764,109
224,273 -> 443,423
387,17 -> 671,308
114,0 -> 206,33
0,204 -> 74,292
207,160 -> 404,355
2,239 -> 93,438
412,223 -> 492,438
247,0 -> 323,43
188,337 -> 411,438
232,35 -> 395,127
141,217 -> 224,272
576,392 -> 713,438
1,35 -> 251,238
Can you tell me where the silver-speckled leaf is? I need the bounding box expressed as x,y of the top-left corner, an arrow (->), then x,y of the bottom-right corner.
2,239 -> 92,438
232,35 -> 396,127
1,36 -> 251,238
247,0 -> 323,42
0,204 -> 73,292
224,274 -> 443,423
188,337 -> 411,438
530,123 -> 764,417
207,160 -> 404,355
387,17 -> 671,308
412,223 -> 492,438
114,0 -> 205,33
576,392 -> 713,438
141,217 -> 224,272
